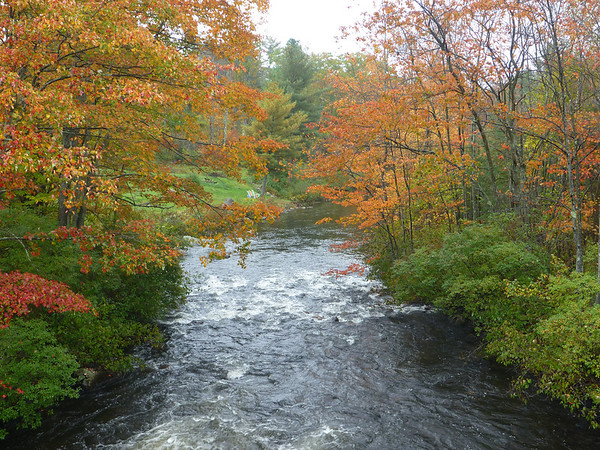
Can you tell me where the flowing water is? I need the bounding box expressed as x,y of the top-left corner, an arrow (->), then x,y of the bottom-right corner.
4,205 -> 600,449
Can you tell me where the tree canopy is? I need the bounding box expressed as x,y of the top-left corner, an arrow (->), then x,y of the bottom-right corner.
306,0 -> 600,271
1,0 -> 281,279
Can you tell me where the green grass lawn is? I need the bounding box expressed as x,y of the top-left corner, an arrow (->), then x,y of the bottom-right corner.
180,172 -> 260,204
170,165 -> 289,207
122,164 -> 289,214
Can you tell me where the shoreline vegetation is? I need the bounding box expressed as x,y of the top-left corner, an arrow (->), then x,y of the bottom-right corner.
369,216 -> 600,429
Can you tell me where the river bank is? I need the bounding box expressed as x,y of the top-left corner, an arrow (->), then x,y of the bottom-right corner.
380,219 -> 600,433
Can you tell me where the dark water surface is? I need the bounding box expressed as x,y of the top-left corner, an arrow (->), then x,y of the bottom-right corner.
4,205 -> 600,449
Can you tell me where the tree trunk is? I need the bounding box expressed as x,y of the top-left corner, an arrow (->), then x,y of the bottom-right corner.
58,128 -> 75,227
58,179 -> 70,227
261,174 -> 267,197
566,152 -> 584,273
58,127 -> 89,228
541,1 -> 584,272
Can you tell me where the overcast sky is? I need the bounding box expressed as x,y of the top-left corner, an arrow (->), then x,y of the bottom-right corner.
257,0 -> 376,55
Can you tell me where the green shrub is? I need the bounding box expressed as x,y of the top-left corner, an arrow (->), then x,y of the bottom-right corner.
48,311 -> 163,373
0,206 -> 190,437
388,219 -> 600,428
488,300 -> 600,427
391,223 -> 548,308
0,319 -> 79,438
390,247 -> 445,303
45,262 -> 186,373
437,224 -> 546,283
439,275 -> 505,331
81,263 -> 188,323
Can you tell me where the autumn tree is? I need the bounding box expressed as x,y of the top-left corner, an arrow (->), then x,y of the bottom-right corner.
524,0 -> 600,273
0,0 -> 280,277
0,0 -> 283,435
305,57 -> 468,259
319,0 -> 600,275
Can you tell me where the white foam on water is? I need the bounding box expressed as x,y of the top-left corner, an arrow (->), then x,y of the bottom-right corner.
226,365 -> 248,380
165,271 -> 388,327
279,424 -> 354,449
162,241 -> 392,330
118,417 -> 213,449
120,413 -> 285,450
254,275 -> 282,290
193,273 -> 248,295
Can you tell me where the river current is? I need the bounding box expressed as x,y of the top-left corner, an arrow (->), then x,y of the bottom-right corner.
4,205 -> 600,449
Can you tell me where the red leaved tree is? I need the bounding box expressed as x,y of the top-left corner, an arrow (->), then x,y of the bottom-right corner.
0,271 -> 93,328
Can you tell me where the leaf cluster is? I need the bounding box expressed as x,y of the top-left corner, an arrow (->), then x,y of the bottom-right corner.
0,319 -> 80,437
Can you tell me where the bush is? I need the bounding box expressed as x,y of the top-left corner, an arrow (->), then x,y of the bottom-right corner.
391,223 -> 548,310
81,263 -> 188,323
488,300 -> 600,427
47,311 -> 163,373
389,246 -> 445,303
0,319 -> 79,438
46,262 -> 187,373
387,220 -> 600,428
0,207 -> 189,437
437,224 -> 546,283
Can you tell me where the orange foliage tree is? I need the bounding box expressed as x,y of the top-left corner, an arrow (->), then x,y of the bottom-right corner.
309,0 -> 600,273
305,58 -> 470,258
0,0 -> 280,315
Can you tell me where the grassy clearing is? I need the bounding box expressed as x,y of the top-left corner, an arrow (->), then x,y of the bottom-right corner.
170,165 -> 289,207
177,171 -> 259,204
121,165 -> 289,212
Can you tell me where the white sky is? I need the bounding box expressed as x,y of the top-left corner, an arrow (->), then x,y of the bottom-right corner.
257,0 -> 376,55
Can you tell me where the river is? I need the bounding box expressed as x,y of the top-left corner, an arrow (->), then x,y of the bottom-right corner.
4,204 -> 600,449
